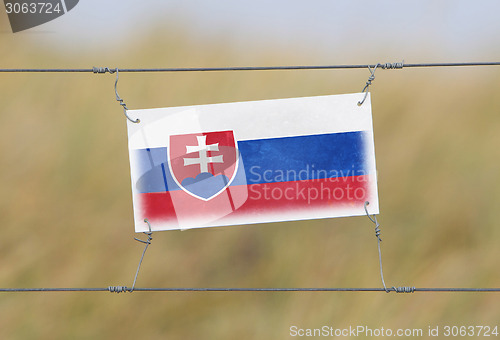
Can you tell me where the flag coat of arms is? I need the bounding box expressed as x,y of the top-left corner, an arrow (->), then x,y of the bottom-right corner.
127,93 -> 379,232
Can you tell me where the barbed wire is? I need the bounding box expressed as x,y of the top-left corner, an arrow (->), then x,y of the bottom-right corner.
1,60 -> 499,294
0,287 -> 499,293
0,61 -> 499,73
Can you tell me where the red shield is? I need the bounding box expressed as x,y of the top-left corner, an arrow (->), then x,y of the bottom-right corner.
169,130 -> 238,201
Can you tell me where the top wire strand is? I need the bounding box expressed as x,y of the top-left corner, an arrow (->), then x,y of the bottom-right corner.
0,62 -> 499,73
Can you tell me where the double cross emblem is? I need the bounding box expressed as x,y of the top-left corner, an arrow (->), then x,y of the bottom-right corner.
184,136 -> 224,173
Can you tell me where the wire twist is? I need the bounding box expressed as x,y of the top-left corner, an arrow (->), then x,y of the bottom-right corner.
92,67 -> 115,74
364,201 -> 382,241
391,286 -> 415,293
108,286 -> 129,293
380,61 -> 404,69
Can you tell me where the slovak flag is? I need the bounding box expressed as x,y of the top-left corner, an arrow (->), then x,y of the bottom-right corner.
126,93 -> 379,232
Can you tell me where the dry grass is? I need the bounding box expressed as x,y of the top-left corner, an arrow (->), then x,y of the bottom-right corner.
0,19 -> 499,339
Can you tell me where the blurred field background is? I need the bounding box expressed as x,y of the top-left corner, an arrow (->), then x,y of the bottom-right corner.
1,3 -> 500,339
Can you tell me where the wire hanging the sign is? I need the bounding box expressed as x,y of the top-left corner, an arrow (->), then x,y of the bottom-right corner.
113,68 -> 139,123
357,61 -> 404,106
358,64 -> 378,106
108,219 -> 154,294
92,66 -> 139,123
364,201 -> 415,293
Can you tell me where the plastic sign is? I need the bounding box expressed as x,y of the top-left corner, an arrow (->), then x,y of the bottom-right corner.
127,93 -> 379,232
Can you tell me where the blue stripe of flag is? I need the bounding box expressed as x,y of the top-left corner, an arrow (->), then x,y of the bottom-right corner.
238,131 -> 367,185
